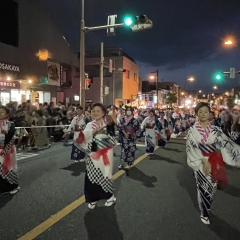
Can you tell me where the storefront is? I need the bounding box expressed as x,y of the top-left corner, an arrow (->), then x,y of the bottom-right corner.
0,80 -> 21,105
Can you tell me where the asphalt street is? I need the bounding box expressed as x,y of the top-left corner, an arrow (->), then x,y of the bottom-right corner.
1,136 -> 240,240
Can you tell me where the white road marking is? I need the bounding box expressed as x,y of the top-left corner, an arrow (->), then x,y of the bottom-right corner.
16,152 -> 39,161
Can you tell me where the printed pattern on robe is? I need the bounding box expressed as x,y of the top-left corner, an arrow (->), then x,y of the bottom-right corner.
83,121 -> 115,194
187,125 -> 240,170
195,170 -> 217,216
0,166 -> 18,184
86,156 -> 113,193
0,121 -> 18,185
119,117 -> 142,165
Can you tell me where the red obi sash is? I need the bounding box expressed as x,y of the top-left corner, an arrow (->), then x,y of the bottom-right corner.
91,146 -> 112,166
76,131 -> 85,144
202,152 -> 228,188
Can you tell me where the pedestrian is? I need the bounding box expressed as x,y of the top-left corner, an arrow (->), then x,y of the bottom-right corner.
141,109 -> 158,154
118,106 -> 142,169
63,106 -> 89,162
83,103 -> 116,209
0,106 -> 20,195
186,102 -> 240,225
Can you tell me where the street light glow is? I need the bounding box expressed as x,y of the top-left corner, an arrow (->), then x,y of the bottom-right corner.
225,40 -> 233,45
28,79 -> 32,83
199,90 -> 202,93
188,77 -> 194,81
149,75 -> 155,80
213,86 -> 217,89
124,17 -> 133,26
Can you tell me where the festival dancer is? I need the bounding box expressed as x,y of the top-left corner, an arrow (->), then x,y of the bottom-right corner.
156,112 -> 169,147
83,103 -> 116,209
118,106 -> 142,169
141,109 -> 158,154
171,108 -> 182,138
164,110 -> 173,135
186,102 -> 240,225
63,106 -> 89,162
0,106 -> 20,195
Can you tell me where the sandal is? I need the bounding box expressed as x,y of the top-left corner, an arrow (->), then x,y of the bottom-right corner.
88,202 -> 97,210
105,196 -> 116,207
200,216 -> 210,225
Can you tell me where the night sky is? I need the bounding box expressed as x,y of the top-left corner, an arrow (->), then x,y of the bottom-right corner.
39,0 -> 240,93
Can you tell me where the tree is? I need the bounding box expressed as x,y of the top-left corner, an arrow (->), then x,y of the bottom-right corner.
226,96 -> 235,109
166,93 -> 177,107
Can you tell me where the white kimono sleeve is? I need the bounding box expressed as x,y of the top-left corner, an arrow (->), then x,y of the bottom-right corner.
186,128 -> 205,171
83,122 -> 93,144
141,117 -> 148,130
67,117 -> 76,133
213,127 -> 240,167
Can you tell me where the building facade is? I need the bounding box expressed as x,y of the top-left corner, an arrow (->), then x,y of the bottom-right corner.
67,47 -> 140,107
0,0 -> 79,106
141,81 -> 181,108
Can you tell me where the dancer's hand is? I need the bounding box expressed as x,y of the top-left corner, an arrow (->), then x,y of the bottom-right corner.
1,130 -> 7,135
202,159 -> 211,176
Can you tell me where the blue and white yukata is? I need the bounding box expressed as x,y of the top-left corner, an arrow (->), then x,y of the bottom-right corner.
141,117 -> 158,154
67,114 -> 89,162
156,118 -> 169,147
186,123 -> 240,220
172,112 -> 182,137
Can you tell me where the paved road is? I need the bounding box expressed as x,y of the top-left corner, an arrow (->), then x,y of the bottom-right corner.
1,136 -> 240,240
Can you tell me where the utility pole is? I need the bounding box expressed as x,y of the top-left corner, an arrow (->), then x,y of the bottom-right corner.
78,3 -> 153,107
100,42 -> 104,104
80,0 -> 85,109
112,58 -> 116,106
156,70 -> 159,108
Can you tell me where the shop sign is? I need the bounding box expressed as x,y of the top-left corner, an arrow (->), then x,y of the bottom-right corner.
47,61 -> 60,86
0,81 -> 20,89
0,62 -> 20,72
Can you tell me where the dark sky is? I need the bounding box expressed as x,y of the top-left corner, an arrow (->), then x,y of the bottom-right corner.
39,0 -> 240,93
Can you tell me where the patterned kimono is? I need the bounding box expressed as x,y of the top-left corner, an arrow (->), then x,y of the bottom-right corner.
67,115 -> 88,161
119,116 -> 142,166
186,122 -> 240,218
172,112 -> 182,135
181,113 -> 189,131
83,120 -> 116,203
164,115 -> 173,135
141,117 -> 158,153
156,118 -> 169,147
0,120 -> 18,194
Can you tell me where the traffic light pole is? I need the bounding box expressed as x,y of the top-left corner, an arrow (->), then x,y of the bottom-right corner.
100,42 -> 104,104
79,1 -> 152,107
80,0 -> 85,109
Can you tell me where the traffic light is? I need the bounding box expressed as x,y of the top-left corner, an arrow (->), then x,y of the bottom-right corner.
123,15 -> 153,31
214,73 -> 223,82
124,16 -> 134,26
85,78 -> 92,89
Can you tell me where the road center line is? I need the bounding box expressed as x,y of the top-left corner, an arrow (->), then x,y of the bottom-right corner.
18,147 -> 158,240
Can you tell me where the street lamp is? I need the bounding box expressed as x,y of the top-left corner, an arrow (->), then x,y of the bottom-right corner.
184,77 -> 194,90
199,90 -> 202,93
213,85 -> 218,90
149,70 -> 159,107
225,40 -> 233,45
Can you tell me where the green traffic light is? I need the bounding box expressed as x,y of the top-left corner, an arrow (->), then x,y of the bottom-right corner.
124,16 -> 133,26
216,75 -> 221,80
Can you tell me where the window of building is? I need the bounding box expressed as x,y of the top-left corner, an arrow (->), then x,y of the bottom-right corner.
126,70 -> 130,79
134,73 -> 137,81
